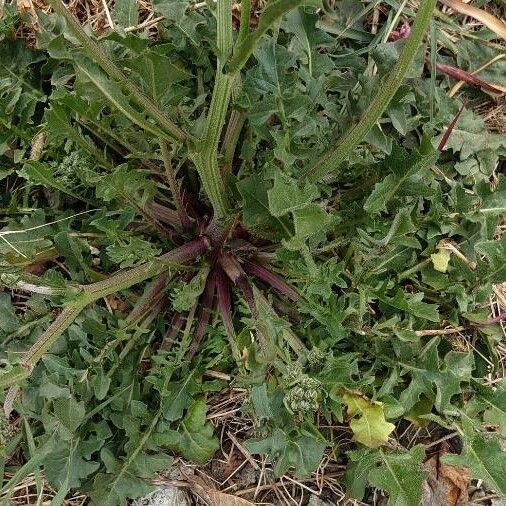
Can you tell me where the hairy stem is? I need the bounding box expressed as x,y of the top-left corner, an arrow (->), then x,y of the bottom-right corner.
47,0 -> 187,143
227,0 -> 321,74
302,0 -> 437,181
191,0 -> 234,220
159,141 -> 192,228
221,108 -> 245,175
0,238 -> 210,391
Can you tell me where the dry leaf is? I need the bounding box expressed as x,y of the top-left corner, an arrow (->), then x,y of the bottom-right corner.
423,453 -> 470,506
187,476 -> 256,506
439,0 -> 506,41
205,489 -> 256,506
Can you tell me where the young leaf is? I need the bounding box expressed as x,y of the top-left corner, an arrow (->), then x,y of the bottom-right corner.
267,172 -> 319,218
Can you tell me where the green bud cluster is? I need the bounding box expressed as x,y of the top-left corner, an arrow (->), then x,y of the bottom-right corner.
55,151 -> 98,187
284,375 -> 321,416
307,347 -> 327,369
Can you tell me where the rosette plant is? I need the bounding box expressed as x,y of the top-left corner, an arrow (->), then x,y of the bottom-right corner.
2,0 -> 506,503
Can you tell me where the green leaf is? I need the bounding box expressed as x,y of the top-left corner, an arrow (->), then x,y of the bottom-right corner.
369,446 -> 426,506
171,266 -> 210,312
91,449 -> 155,506
475,235 -> 506,283
112,0 -> 138,28
245,428 -> 325,478
400,337 -> 474,414
343,392 -> 395,448
76,59 -> 168,139
227,0 -> 322,74
377,290 -> 440,323
364,140 -> 439,215
0,293 -> 19,334
96,164 -> 156,208
251,384 -> 274,420
53,397 -> 85,433
154,400 -> 219,464
284,203 -> 331,250
237,175 -> 289,239
106,237 -> 162,269
44,438 -> 100,489
268,172 -> 319,218
161,373 -> 200,422
126,50 -> 190,103
477,381 -> 506,436
443,431 -> 506,494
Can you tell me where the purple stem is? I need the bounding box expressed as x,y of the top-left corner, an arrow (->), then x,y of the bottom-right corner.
215,268 -> 234,339
126,272 -> 170,324
215,268 -> 242,365
220,254 -> 266,352
160,236 -> 211,263
187,270 -> 216,359
482,311 -> 506,325
241,259 -> 300,302
149,202 -> 182,228
161,311 -> 187,351
438,101 -> 466,152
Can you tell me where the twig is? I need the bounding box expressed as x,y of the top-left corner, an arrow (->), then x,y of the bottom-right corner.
415,326 -> 466,336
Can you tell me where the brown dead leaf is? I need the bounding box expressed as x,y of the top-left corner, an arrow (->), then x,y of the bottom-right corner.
190,480 -> 256,506
204,489 -> 256,506
439,0 -> 506,41
105,295 -> 128,313
16,0 -> 38,28
423,452 -> 470,506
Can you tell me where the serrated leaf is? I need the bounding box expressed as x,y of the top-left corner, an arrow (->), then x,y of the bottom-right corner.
76,59 -> 167,139
369,446 -> 426,506
284,203 -> 330,250
443,431 -> 506,494
378,290 -> 440,323
400,337 -> 474,414
237,175 -> 289,239
364,140 -> 438,215
44,438 -> 100,489
268,172 -> 319,218
20,161 -> 88,202
171,266 -> 210,312
161,373 -> 200,422
245,428 -> 325,478
343,392 -> 395,448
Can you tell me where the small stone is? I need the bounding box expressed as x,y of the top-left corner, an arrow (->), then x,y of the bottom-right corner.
308,494 -> 333,506
133,486 -> 191,506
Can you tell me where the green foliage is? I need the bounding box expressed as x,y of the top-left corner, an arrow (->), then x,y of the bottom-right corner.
1,0 -> 506,505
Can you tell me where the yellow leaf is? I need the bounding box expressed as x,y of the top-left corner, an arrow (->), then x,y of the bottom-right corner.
431,248 -> 451,273
343,392 -> 395,448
